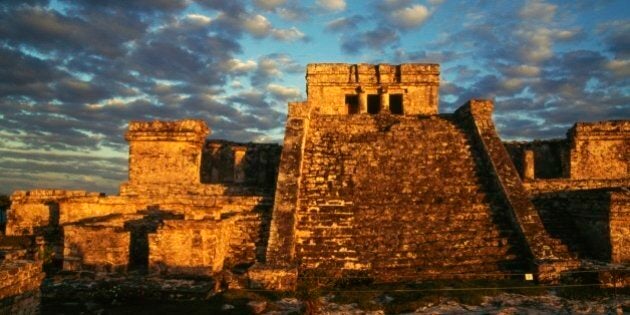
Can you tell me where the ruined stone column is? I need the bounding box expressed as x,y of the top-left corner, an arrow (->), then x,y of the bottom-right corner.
523,150 -> 535,180
358,89 -> 367,114
232,145 -> 247,184
380,88 -> 389,113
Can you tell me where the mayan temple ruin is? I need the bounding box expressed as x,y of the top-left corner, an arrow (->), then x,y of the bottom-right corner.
1,63 -> 629,312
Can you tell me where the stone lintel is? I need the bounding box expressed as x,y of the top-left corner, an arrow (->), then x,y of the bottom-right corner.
306,63 -> 440,85
125,119 -> 210,143
569,120 -> 630,137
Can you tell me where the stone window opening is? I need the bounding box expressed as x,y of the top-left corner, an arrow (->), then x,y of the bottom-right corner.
367,94 -> 380,114
389,94 -> 403,115
345,95 -> 359,115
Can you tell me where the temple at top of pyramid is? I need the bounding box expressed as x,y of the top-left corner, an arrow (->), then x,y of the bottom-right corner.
305,63 -> 440,115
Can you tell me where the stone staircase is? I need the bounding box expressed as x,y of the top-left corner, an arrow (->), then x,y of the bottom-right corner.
293,114 -> 531,280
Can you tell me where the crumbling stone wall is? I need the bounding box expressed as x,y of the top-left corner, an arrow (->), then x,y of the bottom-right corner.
6,190 -> 100,235
125,120 -> 209,186
63,223 -> 131,273
0,259 -> 44,315
58,194 -> 272,274
225,206 -> 273,267
530,188 -> 629,264
504,140 -> 568,179
148,218 -> 235,277
200,141 -> 281,188
610,189 -> 630,263
531,189 -> 613,261
0,238 -> 45,315
568,121 -> 629,180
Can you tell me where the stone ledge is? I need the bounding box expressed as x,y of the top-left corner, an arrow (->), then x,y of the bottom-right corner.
247,264 -> 297,291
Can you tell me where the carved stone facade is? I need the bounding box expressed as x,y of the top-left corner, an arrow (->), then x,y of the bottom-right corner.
2,63 -> 628,292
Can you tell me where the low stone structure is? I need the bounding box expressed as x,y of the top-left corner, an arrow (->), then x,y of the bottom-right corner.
0,236 -> 45,315
506,120 -> 630,265
4,63 -> 629,292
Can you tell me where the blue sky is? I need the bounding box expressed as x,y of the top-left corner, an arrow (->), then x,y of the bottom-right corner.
0,0 -> 628,194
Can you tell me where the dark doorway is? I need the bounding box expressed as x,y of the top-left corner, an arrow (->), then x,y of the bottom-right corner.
390,94 -> 403,114
367,94 -> 380,114
345,95 -> 359,114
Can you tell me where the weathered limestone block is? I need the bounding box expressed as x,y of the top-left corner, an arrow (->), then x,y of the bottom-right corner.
524,178 -> 630,194
247,264 -> 297,291
610,189 -> 630,263
224,206 -> 273,267
148,218 -> 235,277
125,120 -> 209,186
6,190 -> 97,235
59,195 -> 139,224
568,121 -> 630,180
63,223 -> 130,273
0,258 -> 44,315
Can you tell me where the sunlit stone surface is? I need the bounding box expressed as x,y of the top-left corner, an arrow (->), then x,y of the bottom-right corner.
0,63 -> 628,309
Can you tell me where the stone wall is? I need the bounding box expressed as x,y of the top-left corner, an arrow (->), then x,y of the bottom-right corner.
148,218 -> 235,277
306,63 -> 439,116
524,178 -> 630,195
504,140 -> 568,179
200,141 -> 281,188
125,119 -> 209,186
0,259 -> 44,315
610,189 -> 630,263
568,121 -> 630,180
225,207 -> 272,267
63,222 -> 131,273
531,189 -> 612,261
0,239 -> 44,315
530,188 -> 629,264
6,190 -> 100,235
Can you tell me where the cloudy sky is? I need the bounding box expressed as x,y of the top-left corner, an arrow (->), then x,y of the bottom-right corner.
0,0 -> 628,194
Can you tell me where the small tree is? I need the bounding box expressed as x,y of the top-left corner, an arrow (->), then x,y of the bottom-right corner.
0,194 -> 9,234
0,194 -> 9,210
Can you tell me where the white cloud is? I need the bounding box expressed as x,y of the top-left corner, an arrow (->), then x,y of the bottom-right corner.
519,0 -> 557,23
606,59 -> 630,76
271,27 -> 305,41
258,58 -> 282,77
267,84 -> 301,100
243,14 -> 272,38
516,28 -> 579,63
316,0 -> 346,11
389,5 -> 430,29
253,0 -> 287,10
185,14 -> 211,26
227,59 -> 257,74
500,78 -> 524,91
508,65 -> 541,77
231,80 -> 244,89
